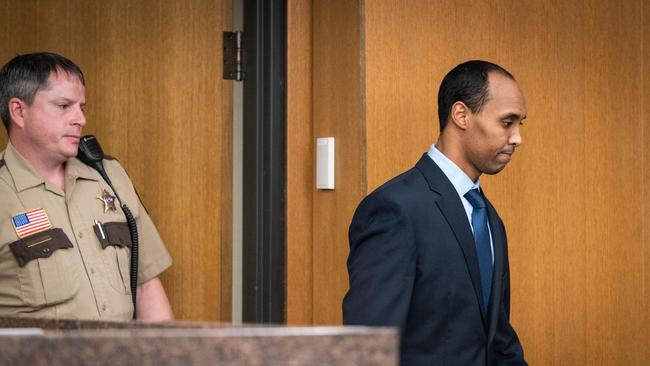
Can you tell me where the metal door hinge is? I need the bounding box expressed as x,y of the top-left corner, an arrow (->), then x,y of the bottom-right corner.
223,31 -> 244,81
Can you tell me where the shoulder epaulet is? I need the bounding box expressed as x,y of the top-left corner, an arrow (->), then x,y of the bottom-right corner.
104,154 -> 117,161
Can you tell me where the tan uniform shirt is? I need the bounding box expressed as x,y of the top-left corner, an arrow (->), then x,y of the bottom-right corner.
0,141 -> 172,320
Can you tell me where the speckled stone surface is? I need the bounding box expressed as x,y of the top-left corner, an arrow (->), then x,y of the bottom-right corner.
0,318 -> 398,366
0,316 -> 227,330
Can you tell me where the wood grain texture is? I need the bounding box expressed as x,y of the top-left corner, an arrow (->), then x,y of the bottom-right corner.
0,0 -> 231,322
311,0 -> 364,326
639,1 -> 650,360
286,0 -> 315,325
580,4 -> 645,364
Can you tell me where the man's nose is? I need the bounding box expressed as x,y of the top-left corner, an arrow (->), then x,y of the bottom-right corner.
509,125 -> 522,146
75,106 -> 87,127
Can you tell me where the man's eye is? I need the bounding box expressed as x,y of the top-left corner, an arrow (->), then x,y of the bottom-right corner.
502,120 -> 513,127
58,104 -> 69,109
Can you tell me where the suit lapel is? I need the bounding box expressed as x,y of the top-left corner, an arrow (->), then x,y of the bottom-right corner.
415,155 -> 488,329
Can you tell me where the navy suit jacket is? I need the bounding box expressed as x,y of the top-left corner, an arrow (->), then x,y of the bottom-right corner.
343,154 -> 526,366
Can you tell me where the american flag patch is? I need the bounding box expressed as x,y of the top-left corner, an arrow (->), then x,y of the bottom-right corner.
12,208 -> 52,238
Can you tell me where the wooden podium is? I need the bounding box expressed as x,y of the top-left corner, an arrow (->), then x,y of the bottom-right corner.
0,317 -> 397,365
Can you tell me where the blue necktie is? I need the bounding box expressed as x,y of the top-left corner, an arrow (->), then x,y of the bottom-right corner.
464,189 -> 493,311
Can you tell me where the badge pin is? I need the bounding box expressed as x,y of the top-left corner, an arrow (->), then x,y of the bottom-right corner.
97,189 -> 117,213
12,208 -> 52,238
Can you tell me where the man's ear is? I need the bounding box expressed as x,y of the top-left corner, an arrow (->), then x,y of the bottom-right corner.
8,98 -> 26,128
449,101 -> 471,130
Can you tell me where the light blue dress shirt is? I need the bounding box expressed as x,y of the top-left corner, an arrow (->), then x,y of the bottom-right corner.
427,145 -> 494,263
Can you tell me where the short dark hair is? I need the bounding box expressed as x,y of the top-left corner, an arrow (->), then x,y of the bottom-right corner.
437,60 -> 514,131
0,52 -> 85,132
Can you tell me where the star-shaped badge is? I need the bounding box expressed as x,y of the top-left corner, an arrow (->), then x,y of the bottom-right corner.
97,189 -> 117,213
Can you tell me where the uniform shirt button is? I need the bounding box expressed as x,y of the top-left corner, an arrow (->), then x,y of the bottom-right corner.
102,304 -> 107,312
78,231 -> 84,238
90,268 -> 95,275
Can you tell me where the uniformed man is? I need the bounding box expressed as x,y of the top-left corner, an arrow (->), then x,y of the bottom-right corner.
0,52 -> 173,321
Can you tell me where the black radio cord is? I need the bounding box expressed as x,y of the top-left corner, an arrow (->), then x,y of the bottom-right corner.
104,183 -> 139,319
121,204 -> 139,317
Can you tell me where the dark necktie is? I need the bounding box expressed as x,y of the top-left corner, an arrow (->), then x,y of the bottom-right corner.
464,188 -> 493,311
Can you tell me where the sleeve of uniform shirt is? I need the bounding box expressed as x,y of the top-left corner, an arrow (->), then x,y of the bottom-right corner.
104,159 -> 172,284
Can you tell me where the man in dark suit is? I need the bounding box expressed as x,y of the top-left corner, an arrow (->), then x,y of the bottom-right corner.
343,60 -> 528,366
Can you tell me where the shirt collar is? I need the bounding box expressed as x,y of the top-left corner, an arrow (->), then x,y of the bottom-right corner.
3,141 -> 46,193
65,156 -> 101,182
2,140 -> 100,194
427,144 -> 480,197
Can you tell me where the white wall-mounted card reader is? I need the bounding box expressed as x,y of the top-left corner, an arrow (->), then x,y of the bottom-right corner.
316,137 -> 335,190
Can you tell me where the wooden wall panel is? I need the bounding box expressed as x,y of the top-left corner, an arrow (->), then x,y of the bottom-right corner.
640,1 -> 650,360
286,0 -> 315,325
582,3 -> 645,364
311,0 -> 364,326
0,0 -> 231,321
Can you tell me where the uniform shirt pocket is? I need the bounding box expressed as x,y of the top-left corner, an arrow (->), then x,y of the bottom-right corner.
96,221 -> 132,294
9,229 -> 79,306
9,228 -> 72,266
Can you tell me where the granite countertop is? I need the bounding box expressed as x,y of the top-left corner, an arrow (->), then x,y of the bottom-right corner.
0,317 -> 398,366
